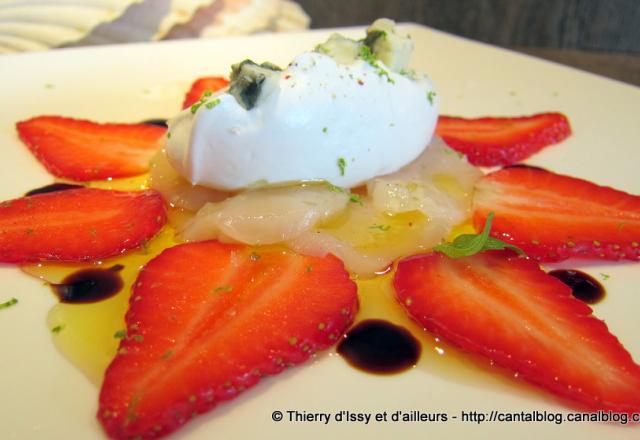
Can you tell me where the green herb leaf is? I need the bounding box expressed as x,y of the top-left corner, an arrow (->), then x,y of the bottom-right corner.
433,212 -> 525,258
0,297 -> 18,310
114,329 -> 127,339
369,224 -> 390,231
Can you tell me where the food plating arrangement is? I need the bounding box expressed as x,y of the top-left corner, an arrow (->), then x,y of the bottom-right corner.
1,19 -> 639,440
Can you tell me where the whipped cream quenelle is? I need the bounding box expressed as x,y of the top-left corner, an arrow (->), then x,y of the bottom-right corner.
166,19 -> 439,190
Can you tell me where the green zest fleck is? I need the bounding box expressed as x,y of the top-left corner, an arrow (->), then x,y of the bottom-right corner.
114,329 -> 127,339
369,224 -> 390,231
600,273 -> 611,281
358,45 -> 377,64
314,43 -> 330,55
427,90 -> 437,105
322,127 -> 328,134
51,324 -> 65,334
0,297 -> 18,310
190,101 -> 204,114
349,193 -> 362,205
358,45 -> 394,84
167,131 -> 172,139
212,285 -> 234,294
160,349 -> 175,360
398,68 -> 417,79
433,212 -> 525,258
337,157 -> 347,176
205,98 -> 221,109
327,183 -> 361,204
126,393 -> 143,423
190,92 -> 219,114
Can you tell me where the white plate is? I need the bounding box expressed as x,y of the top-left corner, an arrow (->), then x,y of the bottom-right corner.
1,24 -> 639,440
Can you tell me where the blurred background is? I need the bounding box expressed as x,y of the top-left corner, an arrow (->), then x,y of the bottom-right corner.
1,0 -> 637,85
295,0 -> 640,86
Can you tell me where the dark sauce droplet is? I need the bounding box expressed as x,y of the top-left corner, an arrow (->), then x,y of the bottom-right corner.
52,264 -> 124,304
337,319 -> 421,374
24,183 -> 84,197
142,118 -> 168,127
548,269 -> 605,304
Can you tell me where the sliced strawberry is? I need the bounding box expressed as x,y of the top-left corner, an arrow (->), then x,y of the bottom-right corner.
436,113 -> 571,166
98,241 -> 357,439
182,76 -> 230,109
0,188 -> 166,263
16,116 -> 166,181
473,167 -> 640,261
394,250 -> 640,412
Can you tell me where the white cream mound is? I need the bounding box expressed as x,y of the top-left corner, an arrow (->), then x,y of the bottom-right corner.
165,19 -> 439,190
166,52 -> 437,190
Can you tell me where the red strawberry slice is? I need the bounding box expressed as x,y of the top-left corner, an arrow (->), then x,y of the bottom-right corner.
182,76 -> 230,109
98,241 -> 358,439
16,116 -> 166,181
394,250 -> 640,412
0,188 -> 166,263
436,113 -> 571,166
473,166 -> 640,261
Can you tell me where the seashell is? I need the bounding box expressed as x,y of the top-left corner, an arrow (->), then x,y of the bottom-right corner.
0,0 -> 137,53
74,0 -> 212,46
272,0 -> 310,32
0,0 -> 214,53
164,0 -> 310,40
196,0 -> 309,38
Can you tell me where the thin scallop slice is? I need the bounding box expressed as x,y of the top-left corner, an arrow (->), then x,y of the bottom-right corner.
368,137 -> 482,226
181,184 -> 349,245
290,139 -> 483,277
288,199 -> 449,277
148,150 -> 230,212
